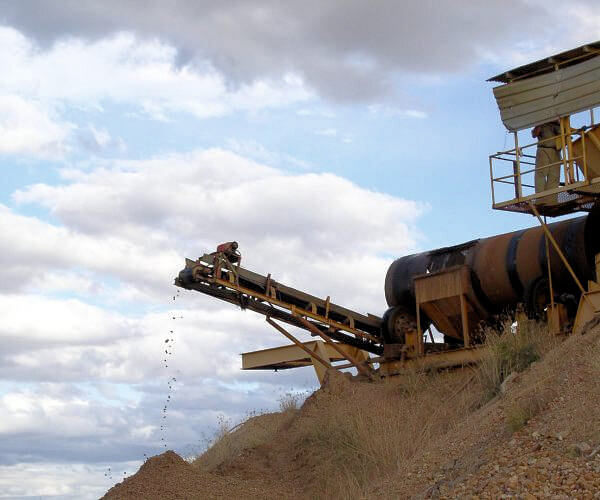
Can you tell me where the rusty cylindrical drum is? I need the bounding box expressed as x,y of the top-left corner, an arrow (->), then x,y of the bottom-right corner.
384,205 -> 600,328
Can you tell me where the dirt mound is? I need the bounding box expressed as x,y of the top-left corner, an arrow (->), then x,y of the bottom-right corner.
102,450 -> 285,499
102,451 -> 211,499
103,323 -> 600,498
379,325 -> 600,498
437,326 -> 600,497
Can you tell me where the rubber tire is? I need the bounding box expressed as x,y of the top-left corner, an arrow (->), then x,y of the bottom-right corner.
382,305 -> 431,344
523,277 -> 551,320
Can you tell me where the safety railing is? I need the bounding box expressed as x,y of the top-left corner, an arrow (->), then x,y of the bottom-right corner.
489,119 -> 600,216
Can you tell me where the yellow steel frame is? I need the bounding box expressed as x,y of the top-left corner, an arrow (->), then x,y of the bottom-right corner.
377,346 -> 487,377
208,274 -> 380,344
528,202 -> 593,306
573,253 -> 600,335
489,119 -> 600,213
241,338 -> 370,385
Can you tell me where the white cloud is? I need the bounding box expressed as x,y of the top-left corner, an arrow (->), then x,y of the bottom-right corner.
0,292 -> 285,384
0,461 -> 133,499
1,148 -> 424,492
11,149 -> 425,310
296,108 -> 335,118
0,95 -> 73,158
0,150 -> 425,476
0,203 -> 179,297
3,0 -> 595,102
0,294 -> 134,347
0,27 -> 312,122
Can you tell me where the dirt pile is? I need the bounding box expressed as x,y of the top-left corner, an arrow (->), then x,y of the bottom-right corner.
378,324 -> 600,498
437,325 -> 600,498
101,450 -> 284,499
103,322 -> 600,498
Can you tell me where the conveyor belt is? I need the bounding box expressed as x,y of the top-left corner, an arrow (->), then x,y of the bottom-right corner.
174,251 -> 384,355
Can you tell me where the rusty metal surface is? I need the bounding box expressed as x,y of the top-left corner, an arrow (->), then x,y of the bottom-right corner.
385,205 -> 600,324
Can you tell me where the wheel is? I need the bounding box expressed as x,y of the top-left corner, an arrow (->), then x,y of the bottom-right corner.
382,305 -> 430,344
523,277 -> 551,320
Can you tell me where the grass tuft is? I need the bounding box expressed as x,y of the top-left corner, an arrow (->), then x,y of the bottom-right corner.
476,318 -> 555,400
193,412 -> 293,472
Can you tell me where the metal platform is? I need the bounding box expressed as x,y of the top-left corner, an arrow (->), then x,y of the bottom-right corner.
490,120 -> 600,217
493,182 -> 600,217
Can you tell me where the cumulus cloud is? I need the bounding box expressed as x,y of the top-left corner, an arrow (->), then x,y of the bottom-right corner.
0,148 -> 424,484
0,26 -> 311,122
0,460 -> 137,498
0,293 -> 298,384
1,0 -> 597,102
0,203 -> 179,297
0,95 -> 73,158
11,149 -> 425,310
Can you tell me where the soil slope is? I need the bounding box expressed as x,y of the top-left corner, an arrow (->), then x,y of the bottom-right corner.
103,324 -> 600,499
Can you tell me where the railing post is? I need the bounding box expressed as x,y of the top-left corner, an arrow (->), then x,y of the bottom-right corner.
564,116 -> 574,183
582,129 -> 588,182
513,131 -> 522,198
489,156 -> 496,206
559,118 -> 568,184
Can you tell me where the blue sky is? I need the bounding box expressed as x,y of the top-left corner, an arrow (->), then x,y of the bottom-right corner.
1,1 -> 599,497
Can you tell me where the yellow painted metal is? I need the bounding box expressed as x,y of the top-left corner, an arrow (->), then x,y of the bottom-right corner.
297,316 -> 374,379
243,340 -> 488,383
529,202 -> 590,300
548,303 -> 569,335
311,341 -> 332,383
493,180 -> 592,208
514,131 -> 523,198
573,253 -> 600,335
414,265 -> 484,345
489,120 -> 600,215
379,346 -> 487,377
242,340 -> 348,384
210,275 -> 379,343
573,286 -> 600,335
560,116 -> 570,183
242,341 -> 357,368
241,339 -> 372,384
266,317 -> 332,372
573,126 -> 600,181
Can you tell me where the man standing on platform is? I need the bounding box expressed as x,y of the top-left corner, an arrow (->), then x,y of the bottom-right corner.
532,120 -> 562,204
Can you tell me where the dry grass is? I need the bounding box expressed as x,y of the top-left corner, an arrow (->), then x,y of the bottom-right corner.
476,318 -> 559,401
190,318 -> 591,498
505,393 -> 546,432
278,391 -> 304,413
193,411 -> 295,473
286,370 -> 481,498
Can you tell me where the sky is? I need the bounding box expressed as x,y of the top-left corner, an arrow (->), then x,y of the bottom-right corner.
1,1 -> 599,497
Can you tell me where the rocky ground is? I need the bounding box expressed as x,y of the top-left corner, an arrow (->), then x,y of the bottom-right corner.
103,323 -> 600,499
